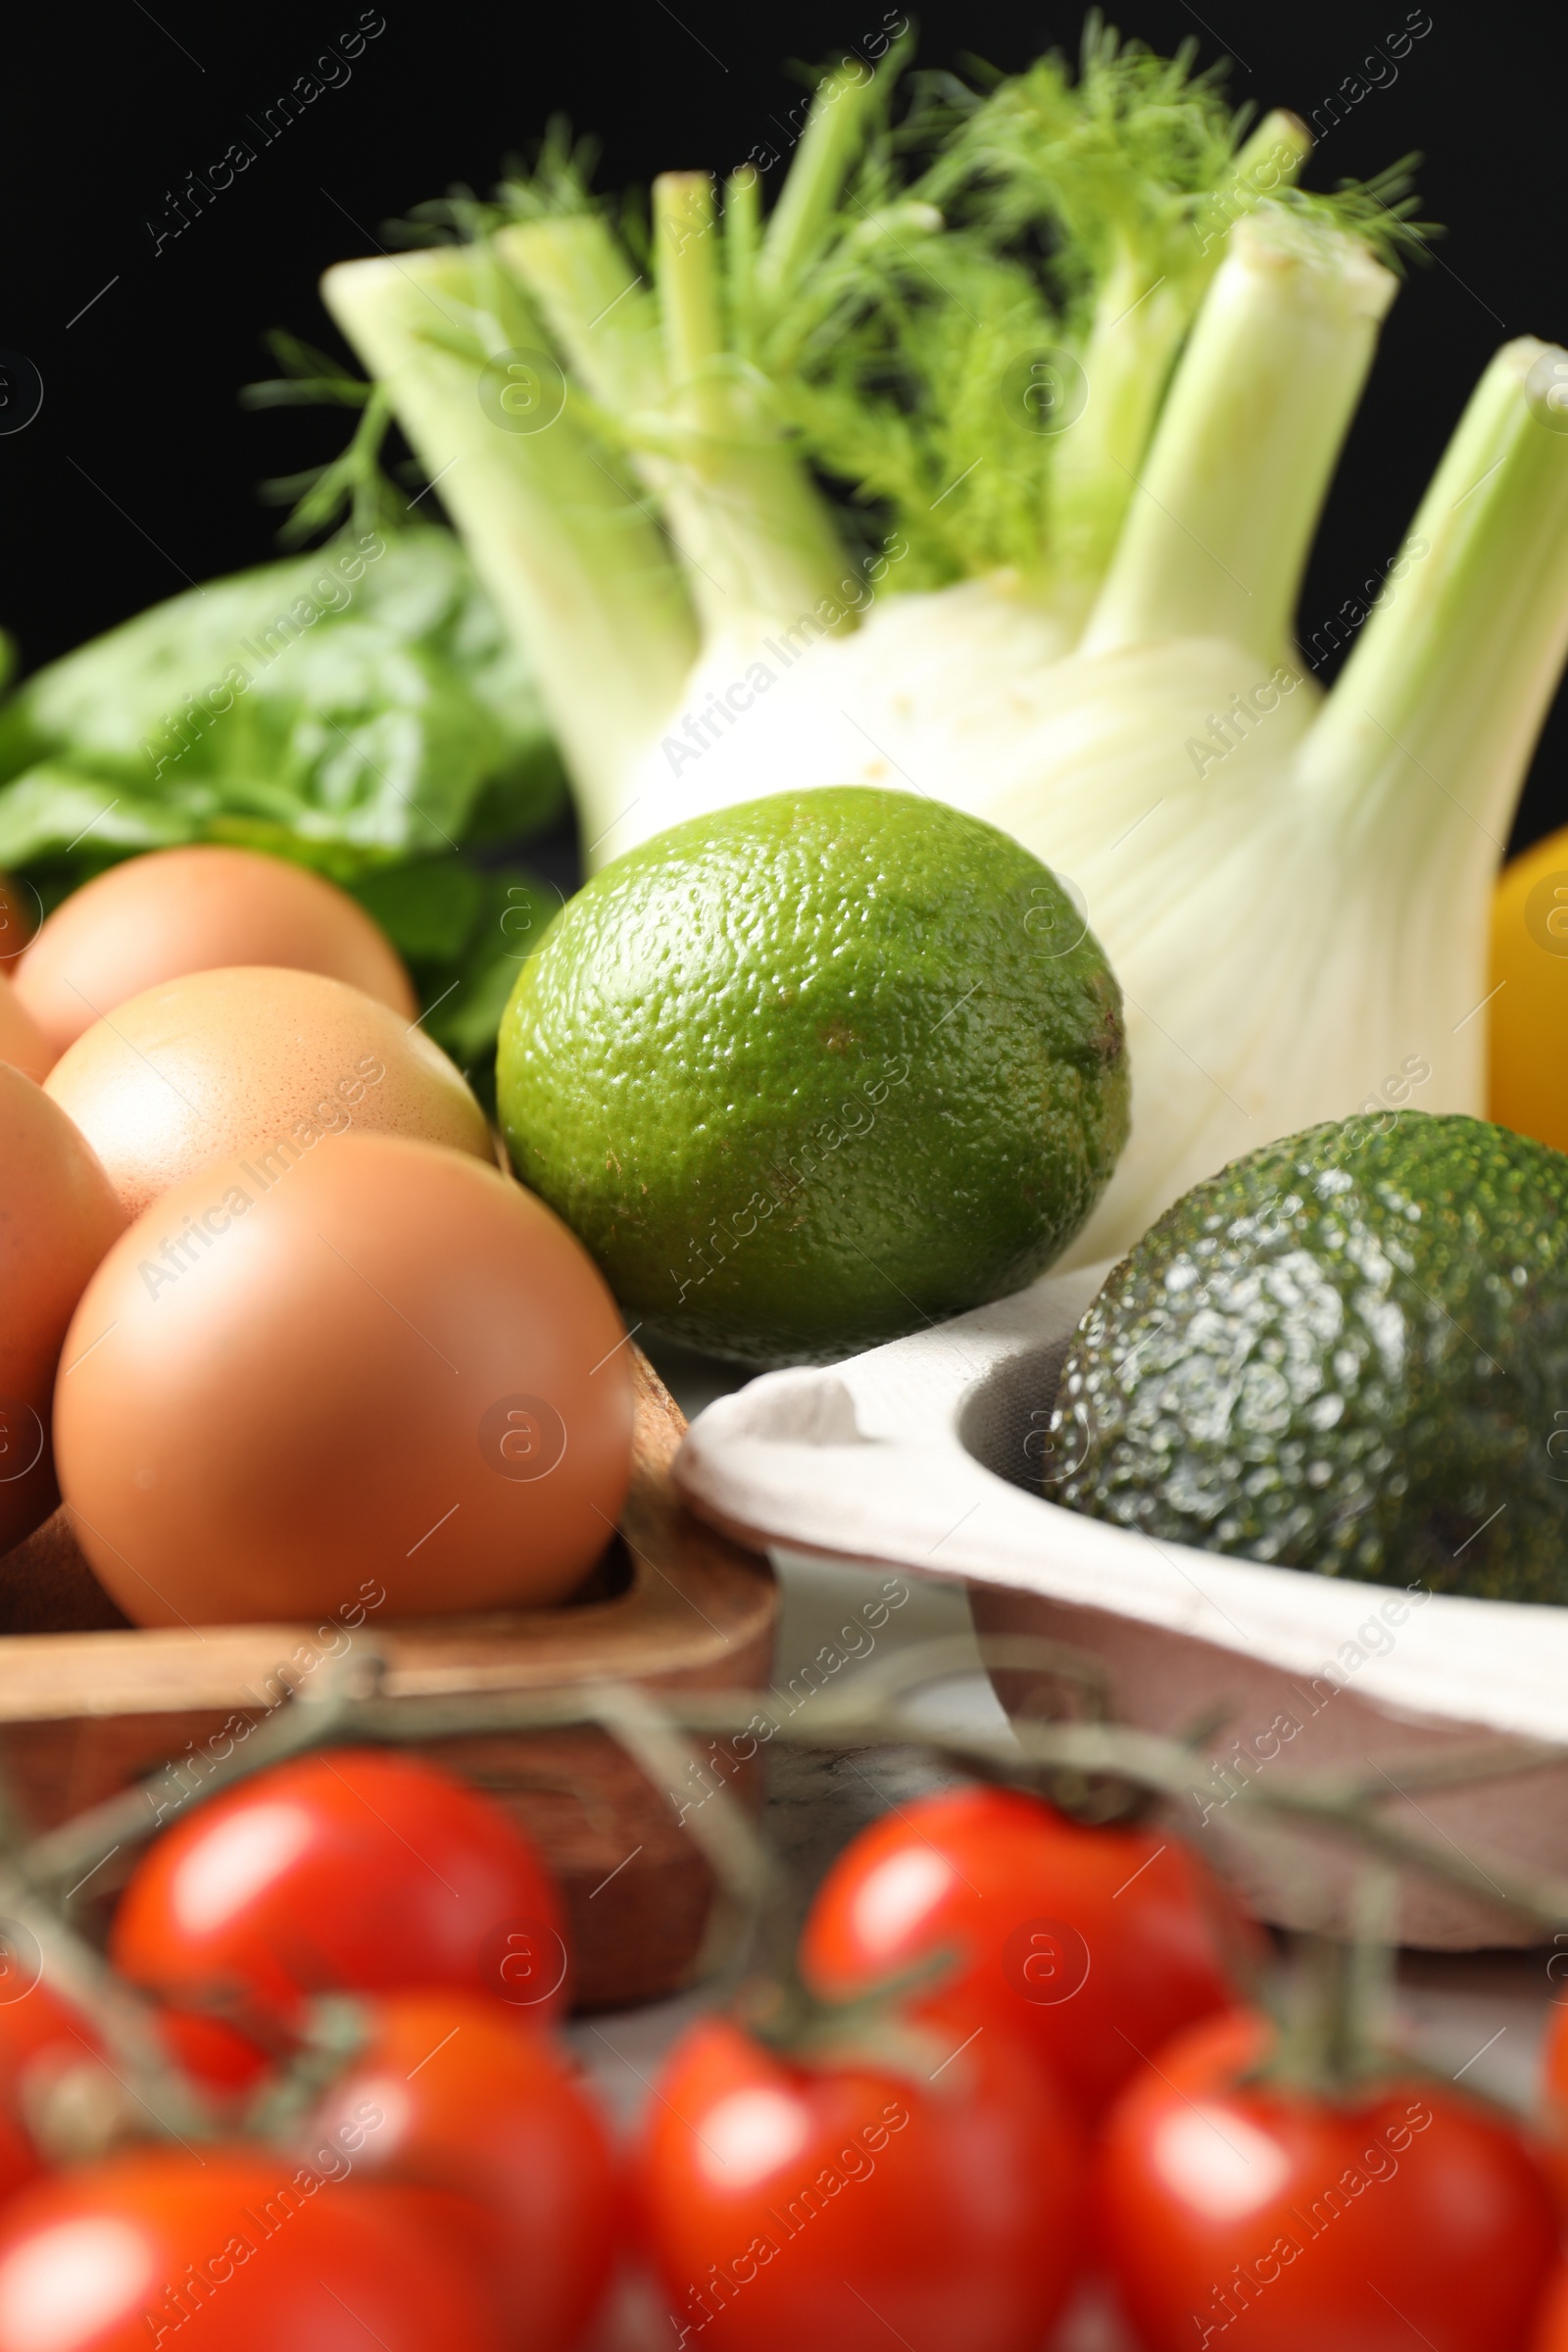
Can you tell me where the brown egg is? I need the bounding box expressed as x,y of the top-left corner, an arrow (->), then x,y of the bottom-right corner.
0,970 -> 54,1083
14,846 -> 416,1056
0,1066 -> 125,1550
43,965 -> 491,1221
0,870 -> 39,965
54,1133 -> 634,1625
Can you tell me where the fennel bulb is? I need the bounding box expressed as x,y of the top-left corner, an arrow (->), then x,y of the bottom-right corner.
319,28 -> 1568,1259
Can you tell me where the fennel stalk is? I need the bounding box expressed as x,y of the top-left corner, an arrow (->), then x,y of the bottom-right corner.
319,28 -> 1568,1256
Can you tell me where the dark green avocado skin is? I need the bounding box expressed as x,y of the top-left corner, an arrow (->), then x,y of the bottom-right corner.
1053,1113 -> 1568,1601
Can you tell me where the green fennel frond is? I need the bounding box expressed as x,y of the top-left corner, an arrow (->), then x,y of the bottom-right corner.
325,18 -> 1434,596
242,337 -> 412,545
748,22 -> 1432,581
386,119 -> 604,249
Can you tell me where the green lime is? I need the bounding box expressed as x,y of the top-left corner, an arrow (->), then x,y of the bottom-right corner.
498,788 -> 1129,1364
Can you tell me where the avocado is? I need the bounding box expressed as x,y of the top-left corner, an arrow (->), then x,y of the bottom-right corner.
1052,1113 -> 1568,1602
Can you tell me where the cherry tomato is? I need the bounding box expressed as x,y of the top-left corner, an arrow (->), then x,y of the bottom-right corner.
799,1784 -> 1256,2121
0,1974 -> 261,2103
1528,2262 -> 1568,2347
0,1968 -> 266,2130
305,1991 -> 617,2350
0,2115 -> 38,2221
0,1978 -> 97,2093
0,1977 -> 104,2205
0,1981 -> 258,2193
0,1983 -> 274,2189
633,2013 -> 1085,2352
109,1748 -> 569,2051
152,2009 -> 270,2099
1097,2010 -> 1557,2352
0,2148 -> 503,2349
1534,1991 -> 1568,2211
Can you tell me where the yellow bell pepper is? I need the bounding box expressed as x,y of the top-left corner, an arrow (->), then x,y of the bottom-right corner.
1490,823 -> 1568,1151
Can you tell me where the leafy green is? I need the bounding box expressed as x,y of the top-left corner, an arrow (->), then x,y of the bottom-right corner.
0,525 -> 567,1082
351,858 -> 563,1103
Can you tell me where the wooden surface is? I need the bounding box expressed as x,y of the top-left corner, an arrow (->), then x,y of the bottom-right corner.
0,1348 -> 777,2009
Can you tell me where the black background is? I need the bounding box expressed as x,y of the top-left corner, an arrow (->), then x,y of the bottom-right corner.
4,0 -> 1563,852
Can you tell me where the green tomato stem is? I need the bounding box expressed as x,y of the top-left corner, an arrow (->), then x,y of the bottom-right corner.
1262,1891 -> 1401,2100
30,1638 -> 1568,1940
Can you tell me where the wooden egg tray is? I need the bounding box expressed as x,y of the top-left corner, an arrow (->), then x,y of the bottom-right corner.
0,1349 -> 776,2009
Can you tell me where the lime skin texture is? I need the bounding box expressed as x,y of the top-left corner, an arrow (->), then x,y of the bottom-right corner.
498,787 -> 1130,1366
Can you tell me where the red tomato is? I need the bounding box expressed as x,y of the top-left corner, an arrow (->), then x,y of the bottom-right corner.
633,2014 -> 1085,2352
0,2148 -> 503,2349
0,1966 -> 267,2125
0,1976 -> 295,2195
0,2118 -> 38,2222
1536,1993 -> 1568,2210
305,1992 -> 617,2351
0,1977 -> 103,2205
1528,2263 -> 1568,2347
800,1785 -> 1255,2121
1097,2010 -> 1557,2352
0,1977 -> 97,2092
152,2009 -> 270,2099
109,1749 -> 569,2050
0,1982 -> 272,2190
